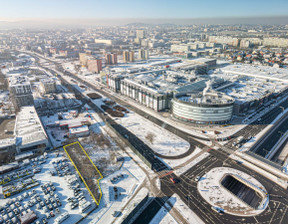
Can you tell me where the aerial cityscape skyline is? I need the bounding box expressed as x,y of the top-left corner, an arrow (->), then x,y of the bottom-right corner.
0,2 -> 288,224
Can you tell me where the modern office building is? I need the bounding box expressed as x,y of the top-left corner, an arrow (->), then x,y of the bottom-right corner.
172,88 -> 234,124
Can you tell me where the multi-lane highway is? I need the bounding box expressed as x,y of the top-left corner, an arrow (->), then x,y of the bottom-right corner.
28,52 -> 288,224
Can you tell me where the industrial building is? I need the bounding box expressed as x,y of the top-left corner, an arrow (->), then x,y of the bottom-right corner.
14,106 -> 49,154
9,76 -> 34,110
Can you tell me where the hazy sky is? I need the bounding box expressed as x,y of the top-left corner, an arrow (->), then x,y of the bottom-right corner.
1,0 -> 288,20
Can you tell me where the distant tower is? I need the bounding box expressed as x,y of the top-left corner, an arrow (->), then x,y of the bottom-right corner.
129,52 -> 134,62
123,51 -> 129,62
105,54 -> 112,65
136,30 -> 146,39
138,49 -> 149,60
112,53 -> 118,64
87,59 -> 102,73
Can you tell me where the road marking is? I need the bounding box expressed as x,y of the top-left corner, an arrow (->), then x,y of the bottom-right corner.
279,205 -> 288,224
269,202 -> 279,224
159,171 -> 174,178
253,216 -> 259,223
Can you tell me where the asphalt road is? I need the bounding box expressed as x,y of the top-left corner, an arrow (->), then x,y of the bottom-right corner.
28,52 -> 288,224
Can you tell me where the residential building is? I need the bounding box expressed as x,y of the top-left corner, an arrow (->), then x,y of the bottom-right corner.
9,76 -> 34,111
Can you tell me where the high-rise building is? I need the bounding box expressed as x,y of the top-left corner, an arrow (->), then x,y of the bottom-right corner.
9,76 -> 34,111
129,52 -> 134,62
136,30 -> 146,39
87,59 -> 102,73
79,53 -> 88,66
138,49 -> 149,60
105,54 -> 112,65
123,51 -> 129,62
112,54 -> 118,64
105,53 -> 118,65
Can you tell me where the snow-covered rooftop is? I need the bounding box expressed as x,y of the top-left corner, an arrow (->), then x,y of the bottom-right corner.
15,106 -> 47,145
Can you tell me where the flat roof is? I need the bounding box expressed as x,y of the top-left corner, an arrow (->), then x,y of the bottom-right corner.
15,106 -> 47,146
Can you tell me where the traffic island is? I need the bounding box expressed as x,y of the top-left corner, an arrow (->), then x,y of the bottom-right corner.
197,167 -> 268,216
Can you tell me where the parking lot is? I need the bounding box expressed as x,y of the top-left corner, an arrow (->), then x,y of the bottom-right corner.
0,151 -> 96,224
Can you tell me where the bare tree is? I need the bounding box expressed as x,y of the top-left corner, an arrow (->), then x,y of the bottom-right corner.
145,132 -> 155,144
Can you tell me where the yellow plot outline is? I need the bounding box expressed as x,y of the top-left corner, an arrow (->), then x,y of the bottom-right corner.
63,141 -> 103,205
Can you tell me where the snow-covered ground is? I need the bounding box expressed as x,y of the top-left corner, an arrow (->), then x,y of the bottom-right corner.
116,111 -> 190,157
173,194 -> 204,224
198,167 -> 268,216
0,152 -> 96,224
150,197 -> 178,224
150,194 -> 205,224
82,156 -> 147,224
90,96 -> 190,157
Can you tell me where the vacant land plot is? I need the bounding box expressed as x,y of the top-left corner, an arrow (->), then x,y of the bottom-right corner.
63,141 -> 103,205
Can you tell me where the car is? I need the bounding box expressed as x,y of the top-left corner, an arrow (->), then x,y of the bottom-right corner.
195,176 -> 201,181
71,203 -> 78,209
169,177 -> 178,184
50,211 -> 55,217
52,203 -> 57,208
42,218 -> 48,224
35,221 -> 40,224
112,211 -> 122,217
40,202 -> 45,207
36,196 -> 41,202
55,208 -> 60,214
48,204 -> 53,211
211,206 -> 224,214
45,199 -> 49,204
45,213 -> 51,219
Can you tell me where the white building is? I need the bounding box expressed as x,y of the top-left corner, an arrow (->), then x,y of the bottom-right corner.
14,106 -> 49,153
40,78 -> 56,94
